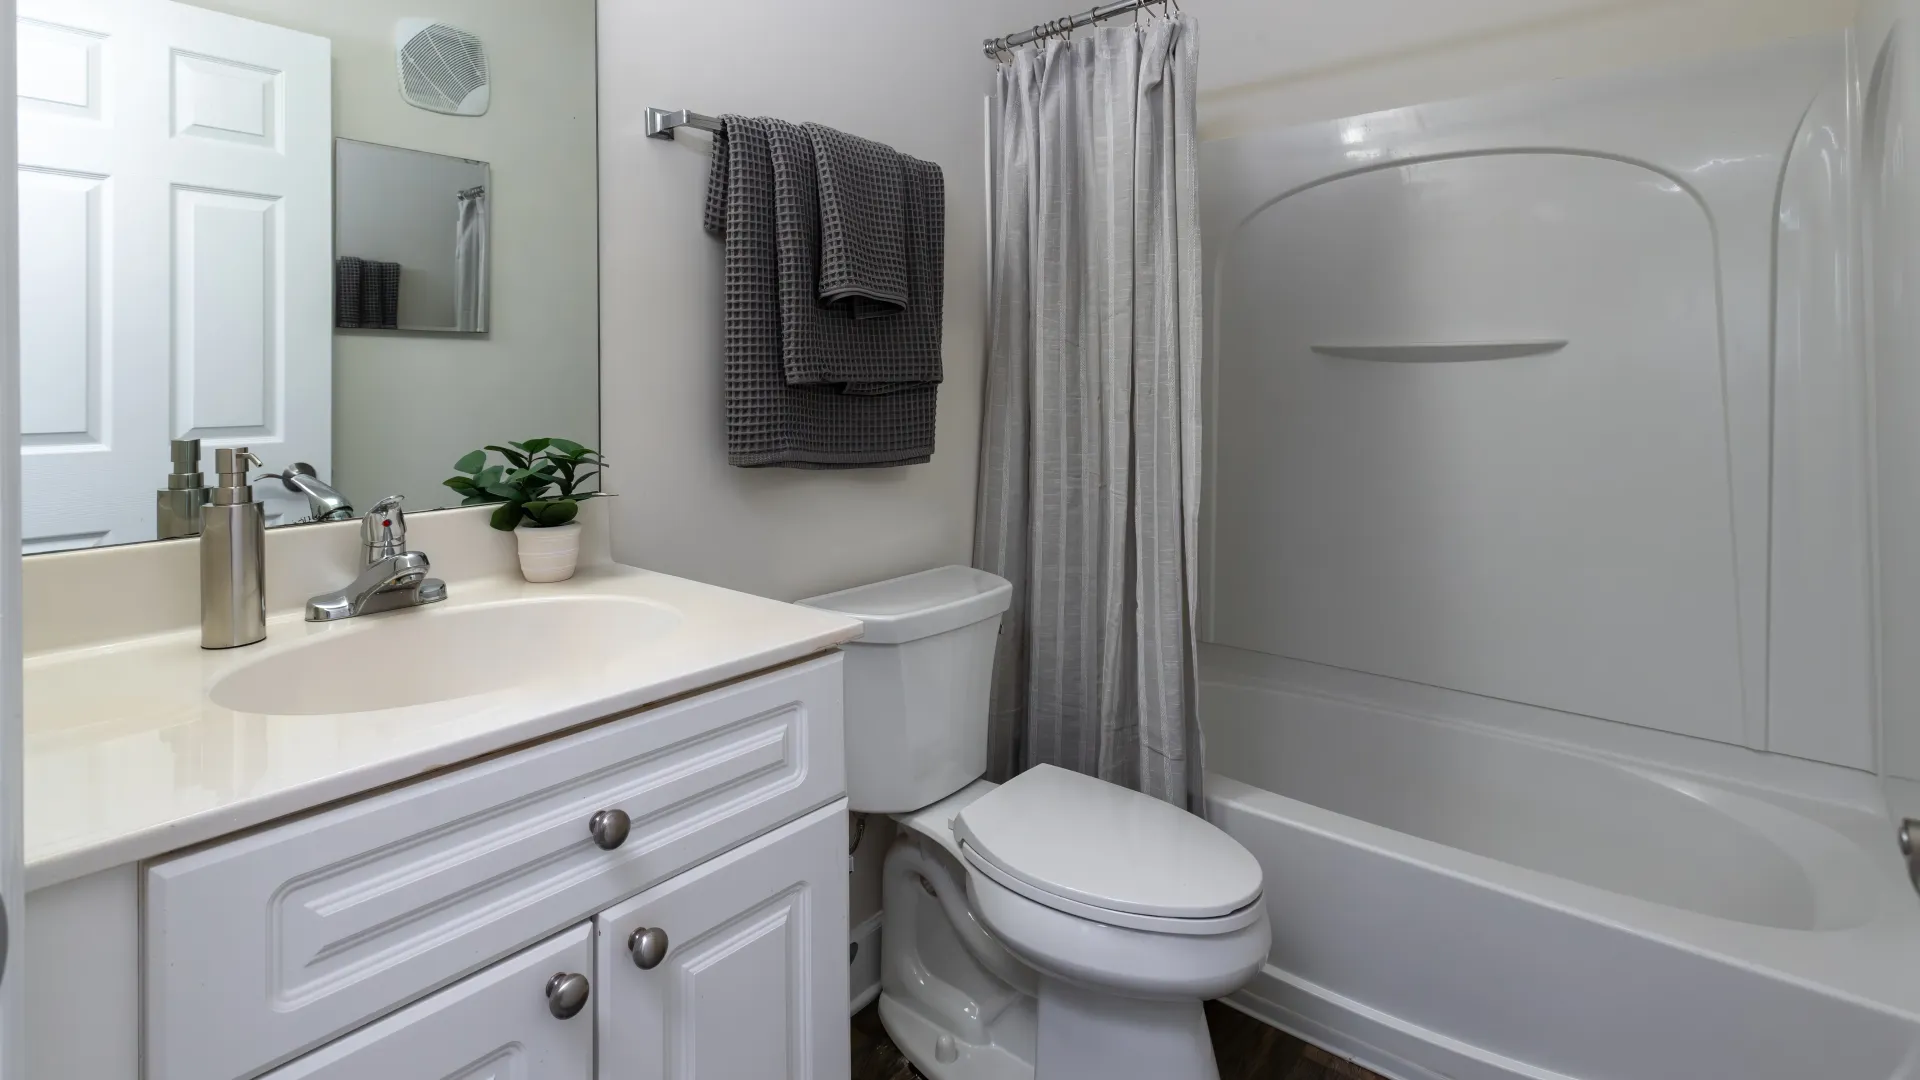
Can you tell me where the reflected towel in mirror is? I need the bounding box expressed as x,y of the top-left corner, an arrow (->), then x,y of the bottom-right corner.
335,256 -> 401,329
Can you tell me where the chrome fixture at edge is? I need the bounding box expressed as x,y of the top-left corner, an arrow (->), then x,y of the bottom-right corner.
304,496 -> 447,622
645,107 -> 722,140
273,462 -> 355,523
1902,819 -> 1919,896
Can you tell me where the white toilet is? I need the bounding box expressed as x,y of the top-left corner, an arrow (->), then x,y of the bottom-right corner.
802,567 -> 1270,1080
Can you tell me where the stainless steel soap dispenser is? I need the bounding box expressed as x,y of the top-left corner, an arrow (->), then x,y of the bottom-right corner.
201,447 -> 267,649
156,438 -> 212,540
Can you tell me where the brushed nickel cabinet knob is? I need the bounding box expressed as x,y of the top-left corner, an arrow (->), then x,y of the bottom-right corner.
545,972 -> 590,1019
589,808 -> 631,850
629,926 -> 670,970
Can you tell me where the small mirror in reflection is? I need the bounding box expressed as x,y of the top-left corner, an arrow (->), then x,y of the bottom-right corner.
334,139 -> 491,334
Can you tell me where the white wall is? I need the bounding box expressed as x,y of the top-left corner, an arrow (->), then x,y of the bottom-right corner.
1183,0 -> 1857,137
185,0 -> 600,515
596,0 -> 1051,603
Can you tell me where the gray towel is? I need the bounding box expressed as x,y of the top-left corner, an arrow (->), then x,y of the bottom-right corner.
336,257 -> 400,330
335,256 -> 365,329
771,123 -> 945,394
367,260 -> 400,329
705,116 -> 935,469
804,123 -> 909,319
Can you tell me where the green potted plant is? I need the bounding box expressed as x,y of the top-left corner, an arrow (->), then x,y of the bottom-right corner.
444,438 -> 604,582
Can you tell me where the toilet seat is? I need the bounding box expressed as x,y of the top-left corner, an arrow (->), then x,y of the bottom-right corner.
959,841 -> 1266,935
953,764 -> 1265,933
964,860 -> 1272,1002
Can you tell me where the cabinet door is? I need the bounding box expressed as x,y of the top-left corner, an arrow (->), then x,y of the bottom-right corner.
262,924 -> 594,1080
597,800 -> 850,1080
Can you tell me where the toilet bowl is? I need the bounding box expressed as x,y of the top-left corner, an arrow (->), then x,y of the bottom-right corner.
801,568 -> 1270,1080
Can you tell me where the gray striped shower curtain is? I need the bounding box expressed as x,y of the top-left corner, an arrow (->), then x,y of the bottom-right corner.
975,14 -> 1205,810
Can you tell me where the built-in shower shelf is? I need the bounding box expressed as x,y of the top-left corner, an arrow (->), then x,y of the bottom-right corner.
1309,340 -> 1569,363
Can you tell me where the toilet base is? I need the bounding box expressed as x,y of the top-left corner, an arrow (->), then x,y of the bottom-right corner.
878,789 -> 1244,1080
1035,976 -> 1220,1080
879,991 -> 1035,1080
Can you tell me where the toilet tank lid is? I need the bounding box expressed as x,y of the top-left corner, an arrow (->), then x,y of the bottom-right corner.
798,566 -> 1012,644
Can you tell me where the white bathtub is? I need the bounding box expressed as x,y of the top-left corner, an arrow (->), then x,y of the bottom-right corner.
1201,648 -> 1920,1080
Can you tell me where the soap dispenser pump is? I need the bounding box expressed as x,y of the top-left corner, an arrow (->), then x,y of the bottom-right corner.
202,447 -> 267,650
156,438 -> 211,540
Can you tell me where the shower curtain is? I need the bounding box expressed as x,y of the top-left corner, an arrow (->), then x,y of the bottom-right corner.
975,14 -> 1205,810
454,187 -> 489,332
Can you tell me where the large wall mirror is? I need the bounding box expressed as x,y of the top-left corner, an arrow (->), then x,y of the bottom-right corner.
16,0 -> 599,553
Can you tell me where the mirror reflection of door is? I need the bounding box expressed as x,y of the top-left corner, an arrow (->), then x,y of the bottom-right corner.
16,0 -> 332,551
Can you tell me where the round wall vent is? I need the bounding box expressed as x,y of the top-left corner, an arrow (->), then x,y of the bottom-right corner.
394,19 -> 491,117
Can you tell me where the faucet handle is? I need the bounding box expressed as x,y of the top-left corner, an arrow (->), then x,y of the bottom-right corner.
362,496 -> 408,563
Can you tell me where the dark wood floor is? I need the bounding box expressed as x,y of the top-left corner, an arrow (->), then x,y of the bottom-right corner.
852,999 -> 1388,1080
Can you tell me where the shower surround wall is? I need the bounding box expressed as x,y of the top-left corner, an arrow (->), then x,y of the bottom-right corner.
1202,35 -> 1873,772
1195,34 -> 1920,1080
1860,0 -> 1920,821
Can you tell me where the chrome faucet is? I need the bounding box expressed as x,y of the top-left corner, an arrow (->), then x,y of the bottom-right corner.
273,462 -> 355,523
305,496 -> 448,622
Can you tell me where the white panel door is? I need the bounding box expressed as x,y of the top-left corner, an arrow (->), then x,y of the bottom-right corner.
596,800 -> 851,1080
259,924 -> 595,1080
16,0 -> 330,550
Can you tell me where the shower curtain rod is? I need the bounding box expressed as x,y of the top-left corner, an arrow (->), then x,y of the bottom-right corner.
983,0 -> 1170,58
643,3 -> 1175,137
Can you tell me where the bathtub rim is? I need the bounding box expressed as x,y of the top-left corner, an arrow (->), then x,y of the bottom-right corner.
1205,765 -> 1920,1028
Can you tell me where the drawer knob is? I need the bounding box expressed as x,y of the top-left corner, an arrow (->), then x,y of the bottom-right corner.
588,808 -> 631,850
629,926 -> 670,970
545,972 -> 591,1019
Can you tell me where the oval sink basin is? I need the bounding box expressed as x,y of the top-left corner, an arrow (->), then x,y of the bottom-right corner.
210,595 -> 683,715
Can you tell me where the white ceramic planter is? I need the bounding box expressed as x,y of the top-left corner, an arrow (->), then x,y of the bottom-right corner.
514,521 -> 582,582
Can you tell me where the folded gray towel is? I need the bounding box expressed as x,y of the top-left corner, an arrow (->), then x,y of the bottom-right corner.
335,257 -> 364,329
804,123 -> 909,319
705,116 -> 935,469
367,260 -> 400,329
765,120 -> 944,395
335,257 -> 401,330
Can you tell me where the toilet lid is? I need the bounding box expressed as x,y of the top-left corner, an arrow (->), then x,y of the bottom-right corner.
952,764 -> 1264,920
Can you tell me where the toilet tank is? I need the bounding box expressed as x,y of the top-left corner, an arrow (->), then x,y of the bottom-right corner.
800,567 -> 1013,813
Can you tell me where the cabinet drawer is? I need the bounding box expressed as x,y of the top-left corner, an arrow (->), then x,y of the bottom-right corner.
261,924 -> 595,1080
147,654 -> 843,1080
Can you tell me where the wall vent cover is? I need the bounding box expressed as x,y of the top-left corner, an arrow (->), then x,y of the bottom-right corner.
394,19 -> 490,117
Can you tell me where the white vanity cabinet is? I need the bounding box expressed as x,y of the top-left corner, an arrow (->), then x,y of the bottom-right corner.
596,800 -> 850,1079
140,655 -> 849,1080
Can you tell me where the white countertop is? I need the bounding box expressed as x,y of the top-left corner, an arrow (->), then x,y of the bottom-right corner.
24,564 -> 862,891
